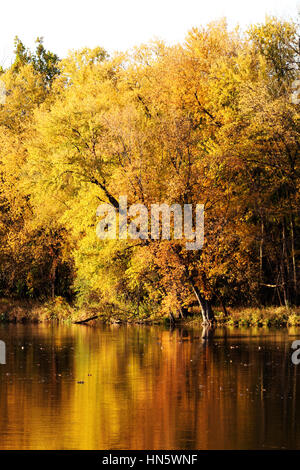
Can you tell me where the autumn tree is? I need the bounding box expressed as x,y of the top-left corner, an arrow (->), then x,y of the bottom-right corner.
0,18 -> 298,321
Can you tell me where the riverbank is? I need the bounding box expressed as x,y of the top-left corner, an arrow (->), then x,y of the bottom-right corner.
0,297 -> 300,327
0,297 -> 75,323
185,306 -> 300,327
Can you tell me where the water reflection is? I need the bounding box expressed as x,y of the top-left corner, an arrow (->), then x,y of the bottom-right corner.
0,323 -> 299,449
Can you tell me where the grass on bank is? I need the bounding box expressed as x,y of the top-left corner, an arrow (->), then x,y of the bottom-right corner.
185,306 -> 300,327
0,297 -> 74,323
0,297 -> 300,327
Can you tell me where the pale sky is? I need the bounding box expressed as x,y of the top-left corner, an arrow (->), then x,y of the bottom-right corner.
0,0 -> 299,66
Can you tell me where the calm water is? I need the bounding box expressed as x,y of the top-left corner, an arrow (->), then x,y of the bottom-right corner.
0,323 -> 300,449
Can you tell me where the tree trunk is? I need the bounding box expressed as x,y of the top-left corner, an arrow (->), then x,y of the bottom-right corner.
178,307 -> 184,319
259,217 -> 264,283
190,280 -> 214,324
281,223 -> 289,308
74,315 -> 99,324
216,293 -> 228,317
220,299 -> 228,317
282,222 -> 290,301
50,257 -> 57,299
290,215 -> 297,301
169,312 -> 176,325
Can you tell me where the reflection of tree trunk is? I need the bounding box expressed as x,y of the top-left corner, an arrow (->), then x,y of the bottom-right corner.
292,364 -> 297,438
190,280 -> 215,324
201,324 -> 214,341
259,362 -> 266,446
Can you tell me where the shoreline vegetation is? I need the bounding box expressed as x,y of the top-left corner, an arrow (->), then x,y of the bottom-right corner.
0,17 -> 299,323
1,298 -> 300,328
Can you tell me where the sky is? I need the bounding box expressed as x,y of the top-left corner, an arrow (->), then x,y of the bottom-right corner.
0,0 -> 299,66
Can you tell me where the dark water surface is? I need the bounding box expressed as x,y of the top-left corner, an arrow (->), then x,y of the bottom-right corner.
0,323 -> 299,449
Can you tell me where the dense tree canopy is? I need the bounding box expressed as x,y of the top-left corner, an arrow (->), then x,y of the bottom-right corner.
0,17 -> 299,322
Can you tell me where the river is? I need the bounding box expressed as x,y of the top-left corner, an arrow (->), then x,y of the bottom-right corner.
0,323 -> 299,449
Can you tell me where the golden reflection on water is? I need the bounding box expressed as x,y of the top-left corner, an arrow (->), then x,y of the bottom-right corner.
0,324 -> 299,449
